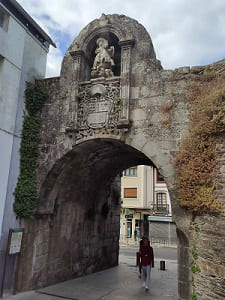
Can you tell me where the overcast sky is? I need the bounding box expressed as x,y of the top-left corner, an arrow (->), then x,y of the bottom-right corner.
17,0 -> 225,78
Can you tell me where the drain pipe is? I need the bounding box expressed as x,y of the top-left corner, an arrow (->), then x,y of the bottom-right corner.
153,167 -> 156,209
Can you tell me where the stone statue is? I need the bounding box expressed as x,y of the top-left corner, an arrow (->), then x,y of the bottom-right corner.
91,37 -> 115,78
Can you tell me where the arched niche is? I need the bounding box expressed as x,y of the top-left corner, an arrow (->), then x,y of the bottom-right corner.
69,27 -> 126,82
60,14 -> 159,84
87,31 -> 121,79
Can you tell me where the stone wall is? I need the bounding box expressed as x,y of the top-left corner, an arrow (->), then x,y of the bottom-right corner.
16,178 -> 120,291
193,215 -> 225,300
187,135 -> 225,300
15,14 -> 225,300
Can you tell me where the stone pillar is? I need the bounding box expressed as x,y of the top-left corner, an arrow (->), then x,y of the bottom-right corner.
117,39 -> 134,129
70,50 -> 84,81
176,228 -> 191,300
66,50 -> 84,132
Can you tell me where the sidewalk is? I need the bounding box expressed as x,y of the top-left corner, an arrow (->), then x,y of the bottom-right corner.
2,248 -> 177,300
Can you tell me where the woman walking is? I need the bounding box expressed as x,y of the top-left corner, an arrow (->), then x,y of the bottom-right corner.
140,237 -> 154,291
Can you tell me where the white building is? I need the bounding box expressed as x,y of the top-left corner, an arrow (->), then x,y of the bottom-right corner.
153,168 -> 172,215
0,0 -> 55,288
120,165 -> 176,245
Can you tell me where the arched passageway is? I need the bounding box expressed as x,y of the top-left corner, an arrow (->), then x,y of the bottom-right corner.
18,139 -> 176,289
38,138 -> 154,215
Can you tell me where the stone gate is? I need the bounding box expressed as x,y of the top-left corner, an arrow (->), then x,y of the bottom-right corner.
16,14 -> 225,300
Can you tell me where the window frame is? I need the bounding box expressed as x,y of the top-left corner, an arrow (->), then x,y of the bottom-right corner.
123,166 -> 137,177
156,192 -> 167,208
156,169 -> 165,183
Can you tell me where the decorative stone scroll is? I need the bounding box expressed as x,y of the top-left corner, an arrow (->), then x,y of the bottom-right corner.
75,79 -> 120,140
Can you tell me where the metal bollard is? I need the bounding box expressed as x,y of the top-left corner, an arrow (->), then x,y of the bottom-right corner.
160,260 -> 166,270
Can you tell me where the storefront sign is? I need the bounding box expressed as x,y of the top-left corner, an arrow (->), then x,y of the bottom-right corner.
125,214 -> 133,219
125,208 -> 130,215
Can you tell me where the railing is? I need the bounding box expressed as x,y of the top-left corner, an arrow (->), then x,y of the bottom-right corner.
150,236 -> 177,247
119,234 -> 140,245
119,235 -> 177,247
153,204 -> 170,214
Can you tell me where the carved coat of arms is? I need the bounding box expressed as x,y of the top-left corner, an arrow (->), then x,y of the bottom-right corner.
76,81 -> 120,139
86,97 -> 112,129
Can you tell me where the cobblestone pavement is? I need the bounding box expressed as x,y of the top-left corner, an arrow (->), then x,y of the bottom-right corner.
3,245 -> 178,300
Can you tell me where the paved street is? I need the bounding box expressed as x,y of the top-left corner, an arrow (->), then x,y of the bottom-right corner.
3,245 -> 177,300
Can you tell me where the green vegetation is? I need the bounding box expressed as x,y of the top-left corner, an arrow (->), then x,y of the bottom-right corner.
14,82 -> 48,217
192,289 -> 197,300
175,74 -> 225,214
115,97 -> 121,113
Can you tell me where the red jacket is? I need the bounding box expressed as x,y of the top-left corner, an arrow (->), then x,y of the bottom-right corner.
140,245 -> 154,267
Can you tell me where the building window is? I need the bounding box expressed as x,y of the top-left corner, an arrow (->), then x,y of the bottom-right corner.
154,192 -> 168,212
156,169 -> 165,183
156,193 -> 166,206
124,188 -> 137,198
123,166 -> 137,177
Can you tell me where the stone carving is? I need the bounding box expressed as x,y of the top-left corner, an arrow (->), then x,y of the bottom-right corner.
91,38 -> 115,78
89,84 -> 107,97
75,79 -> 120,140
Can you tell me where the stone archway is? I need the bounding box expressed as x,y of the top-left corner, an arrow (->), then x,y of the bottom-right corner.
16,139 -> 184,289
15,14 -> 225,300
16,138 -> 190,298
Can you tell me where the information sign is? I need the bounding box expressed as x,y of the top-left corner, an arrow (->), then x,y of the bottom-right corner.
0,228 -> 24,297
9,229 -> 24,255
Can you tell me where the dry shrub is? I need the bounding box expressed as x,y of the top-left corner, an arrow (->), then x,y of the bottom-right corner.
175,73 -> 225,214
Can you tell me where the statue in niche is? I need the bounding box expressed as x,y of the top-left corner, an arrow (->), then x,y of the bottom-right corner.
91,37 -> 115,78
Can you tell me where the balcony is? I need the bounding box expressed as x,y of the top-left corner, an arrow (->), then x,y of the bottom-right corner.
153,204 -> 169,215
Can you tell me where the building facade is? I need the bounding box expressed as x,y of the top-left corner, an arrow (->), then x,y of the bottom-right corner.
0,0 -> 55,289
120,165 -> 176,245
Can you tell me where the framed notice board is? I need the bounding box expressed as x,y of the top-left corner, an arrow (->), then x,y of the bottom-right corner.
0,228 -> 24,297
9,228 -> 24,255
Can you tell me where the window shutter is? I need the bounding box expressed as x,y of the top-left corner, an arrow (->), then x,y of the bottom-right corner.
124,188 -> 137,198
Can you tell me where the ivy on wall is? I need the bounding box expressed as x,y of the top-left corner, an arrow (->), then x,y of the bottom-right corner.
14,81 -> 48,217
175,73 -> 225,214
